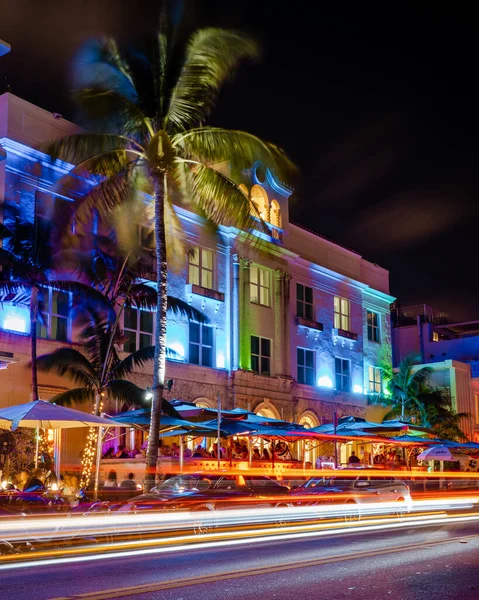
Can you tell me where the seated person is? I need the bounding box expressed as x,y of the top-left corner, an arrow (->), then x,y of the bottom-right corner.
115,445 -> 129,459
119,472 -> 138,491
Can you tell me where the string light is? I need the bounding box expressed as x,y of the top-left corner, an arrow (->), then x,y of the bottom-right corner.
80,395 -> 104,489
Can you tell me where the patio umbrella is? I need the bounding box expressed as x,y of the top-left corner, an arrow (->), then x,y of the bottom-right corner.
0,400 -> 121,431
417,445 -> 469,462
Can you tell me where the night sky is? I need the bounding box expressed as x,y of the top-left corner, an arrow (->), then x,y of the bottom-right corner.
2,1 -> 478,319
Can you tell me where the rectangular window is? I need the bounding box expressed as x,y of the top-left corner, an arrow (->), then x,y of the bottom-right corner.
188,247 -> 214,290
432,331 -> 439,342
189,322 -> 213,367
367,311 -> 380,343
297,283 -> 314,320
251,335 -> 271,375
297,348 -> 315,385
334,296 -> 350,331
250,265 -> 270,306
37,288 -> 70,342
123,306 -> 154,353
335,357 -> 350,392
368,366 -> 382,394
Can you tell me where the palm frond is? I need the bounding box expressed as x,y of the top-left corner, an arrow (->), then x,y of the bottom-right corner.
176,159 -> 257,232
36,348 -> 96,387
0,280 -> 31,304
109,345 -> 155,380
127,283 -> 158,310
174,128 -> 297,181
44,134 -> 140,168
49,387 -> 95,407
167,296 -> 208,323
166,28 -> 258,131
106,379 -> 147,407
73,37 -> 138,101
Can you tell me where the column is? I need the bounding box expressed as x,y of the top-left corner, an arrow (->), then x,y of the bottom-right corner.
231,253 -> 240,371
239,257 -> 252,370
274,270 -> 292,377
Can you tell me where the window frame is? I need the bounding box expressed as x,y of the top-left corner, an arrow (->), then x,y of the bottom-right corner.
123,306 -> 155,353
37,288 -> 71,342
251,335 -> 272,376
188,246 -> 214,290
297,347 -> 315,385
335,357 -> 351,392
189,321 -> 214,368
367,310 -> 380,343
296,283 -> 314,321
334,296 -> 350,331
250,265 -> 271,307
368,365 -> 382,394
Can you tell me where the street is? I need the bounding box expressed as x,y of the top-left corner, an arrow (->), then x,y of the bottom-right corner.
1,518 -> 478,600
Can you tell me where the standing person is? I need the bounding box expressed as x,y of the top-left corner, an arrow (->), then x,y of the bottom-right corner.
348,451 -> 360,465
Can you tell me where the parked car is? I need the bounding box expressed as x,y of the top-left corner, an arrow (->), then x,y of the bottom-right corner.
291,473 -> 413,520
91,473 -> 290,534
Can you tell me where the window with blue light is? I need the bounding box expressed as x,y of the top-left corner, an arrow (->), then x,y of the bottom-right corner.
297,348 -> 314,385
335,357 -> 350,392
189,322 -> 213,367
124,307 -> 154,352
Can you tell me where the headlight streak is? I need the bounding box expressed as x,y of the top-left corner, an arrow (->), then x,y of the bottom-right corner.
0,496 -> 477,542
1,513 -> 479,571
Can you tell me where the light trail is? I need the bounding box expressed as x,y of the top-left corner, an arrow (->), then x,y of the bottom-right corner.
1,512 -> 479,571
0,495 -> 477,542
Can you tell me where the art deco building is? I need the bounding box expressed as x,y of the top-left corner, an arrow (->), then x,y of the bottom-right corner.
0,93 -> 395,464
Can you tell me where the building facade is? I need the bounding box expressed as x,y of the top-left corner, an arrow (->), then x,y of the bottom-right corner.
392,304 -> 479,441
0,93 -> 395,463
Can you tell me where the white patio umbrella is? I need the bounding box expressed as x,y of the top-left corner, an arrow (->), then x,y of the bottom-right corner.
0,400 -> 122,487
417,445 -> 469,462
0,400 -> 120,431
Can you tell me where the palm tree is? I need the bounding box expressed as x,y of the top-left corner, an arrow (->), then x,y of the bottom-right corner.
0,204 -> 111,402
46,26 -> 294,487
62,231 -> 206,412
369,354 -> 468,440
36,309 -> 176,412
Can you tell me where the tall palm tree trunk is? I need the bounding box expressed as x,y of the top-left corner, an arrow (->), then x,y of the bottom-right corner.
30,286 -> 39,401
145,174 -> 168,490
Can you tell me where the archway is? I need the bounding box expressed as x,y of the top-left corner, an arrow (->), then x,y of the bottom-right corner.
250,184 -> 269,221
299,411 -> 320,466
270,199 -> 282,229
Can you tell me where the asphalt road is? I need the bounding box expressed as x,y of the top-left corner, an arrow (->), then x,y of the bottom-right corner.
2,519 -> 479,600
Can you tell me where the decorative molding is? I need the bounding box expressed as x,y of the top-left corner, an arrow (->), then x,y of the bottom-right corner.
334,328 -> 359,342
186,284 -> 224,302
296,317 -> 324,332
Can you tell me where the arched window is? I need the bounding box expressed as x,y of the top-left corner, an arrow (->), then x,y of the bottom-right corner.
299,411 -> 320,429
254,401 -> 281,420
270,199 -> 282,229
194,397 -> 215,409
250,185 -> 269,221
